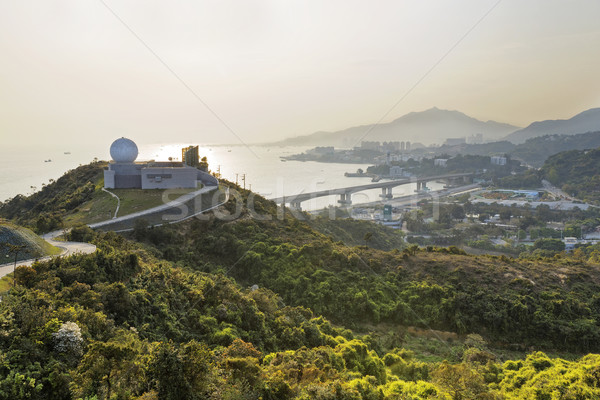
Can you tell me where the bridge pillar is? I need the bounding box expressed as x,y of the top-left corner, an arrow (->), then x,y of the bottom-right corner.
415,182 -> 421,191
289,201 -> 302,211
338,192 -> 352,205
380,187 -> 393,199
422,181 -> 427,189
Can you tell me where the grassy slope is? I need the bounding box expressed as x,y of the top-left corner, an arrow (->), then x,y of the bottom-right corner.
0,222 -> 61,261
0,222 -> 61,293
0,161 -> 200,229
64,185 -> 198,226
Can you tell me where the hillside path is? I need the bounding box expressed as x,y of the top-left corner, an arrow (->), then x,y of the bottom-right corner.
0,229 -> 97,279
0,185 -> 223,278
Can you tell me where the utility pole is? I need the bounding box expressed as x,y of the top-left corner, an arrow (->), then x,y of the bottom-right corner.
242,174 -> 246,190
235,173 -> 239,186
7,244 -> 26,288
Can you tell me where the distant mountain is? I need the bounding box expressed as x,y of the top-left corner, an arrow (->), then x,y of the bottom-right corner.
510,131 -> 600,167
428,131 -> 600,168
504,108 -> 600,144
272,107 -> 519,148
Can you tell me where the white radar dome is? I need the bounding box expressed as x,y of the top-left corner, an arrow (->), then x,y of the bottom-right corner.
110,137 -> 138,163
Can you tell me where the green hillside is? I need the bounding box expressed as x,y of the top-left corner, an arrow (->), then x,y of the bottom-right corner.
3,164 -> 600,398
0,162 -> 198,232
542,147 -> 600,203
497,145 -> 600,201
0,162 -> 106,232
510,131 -> 600,167
2,227 -> 600,399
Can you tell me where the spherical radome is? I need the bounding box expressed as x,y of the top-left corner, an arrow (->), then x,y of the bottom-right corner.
110,137 -> 138,163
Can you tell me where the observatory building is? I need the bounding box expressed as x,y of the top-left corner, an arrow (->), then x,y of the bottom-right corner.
104,138 -> 217,189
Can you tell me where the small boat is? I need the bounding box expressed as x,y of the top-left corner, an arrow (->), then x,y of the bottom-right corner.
44,159 -> 52,162
64,151 -> 71,155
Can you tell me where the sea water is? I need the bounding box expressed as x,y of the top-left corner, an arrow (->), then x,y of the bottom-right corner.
0,143 -> 440,210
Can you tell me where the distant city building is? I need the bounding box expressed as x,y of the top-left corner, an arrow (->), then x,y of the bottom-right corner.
360,141 -> 380,151
182,145 -> 200,167
405,141 -> 411,151
382,141 -> 401,152
104,138 -> 218,189
491,156 -> 507,166
467,133 -> 484,144
307,146 -> 335,155
389,166 -> 403,176
444,137 -> 466,146
434,158 -> 448,167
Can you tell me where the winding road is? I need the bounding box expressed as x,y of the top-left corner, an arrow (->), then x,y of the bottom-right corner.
0,185 -> 228,279
0,229 -> 97,279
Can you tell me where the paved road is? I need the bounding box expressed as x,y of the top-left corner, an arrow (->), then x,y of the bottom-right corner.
0,185 -> 221,279
0,230 -> 97,279
89,186 -> 218,229
542,179 -> 572,200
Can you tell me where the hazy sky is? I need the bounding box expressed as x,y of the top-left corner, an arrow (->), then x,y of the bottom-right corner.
1,0 -> 600,148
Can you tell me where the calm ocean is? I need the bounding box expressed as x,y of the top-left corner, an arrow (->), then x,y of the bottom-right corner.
0,143 -> 438,210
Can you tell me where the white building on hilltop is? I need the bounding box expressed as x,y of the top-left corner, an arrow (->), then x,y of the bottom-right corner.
103,138 -> 218,189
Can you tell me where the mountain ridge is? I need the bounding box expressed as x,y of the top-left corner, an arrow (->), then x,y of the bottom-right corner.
504,107 -> 600,144
270,107 -> 520,147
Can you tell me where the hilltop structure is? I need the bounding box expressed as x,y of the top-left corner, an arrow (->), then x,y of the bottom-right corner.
104,138 -> 218,189
182,145 -> 200,168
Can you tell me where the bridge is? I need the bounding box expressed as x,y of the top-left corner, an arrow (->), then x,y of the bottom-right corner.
270,173 -> 473,209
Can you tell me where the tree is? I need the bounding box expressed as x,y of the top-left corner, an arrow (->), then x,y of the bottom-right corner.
499,209 -> 512,221
519,215 -> 539,231
74,335 -> 141,399
432,361 -> 491,400
53,321 -> 83,358
199,156 -> 209,172
363,232 -> 373,247
151,340 -> 214,400
450,205 -> 466,220
533,238 -> 565,252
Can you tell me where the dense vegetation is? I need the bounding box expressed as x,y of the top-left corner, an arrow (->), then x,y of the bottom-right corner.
510,131 -> 600,167
4,164 -> 600,398
307,217 -> 405,251
3,226 -> 600,399
542,148 -> 600,204
130,203 -> 600,353
497,141 -> 600,201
